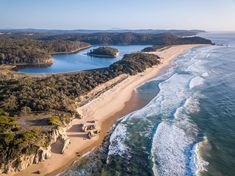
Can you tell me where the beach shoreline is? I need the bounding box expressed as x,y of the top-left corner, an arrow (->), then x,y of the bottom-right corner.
13,44 -> 203,176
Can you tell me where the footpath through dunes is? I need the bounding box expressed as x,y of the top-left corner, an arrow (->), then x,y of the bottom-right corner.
13,44 -> 203,176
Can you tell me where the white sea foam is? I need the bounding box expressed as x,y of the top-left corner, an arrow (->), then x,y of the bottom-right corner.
206,53 -> 211,58
201,72 -> 209,78
151,92 -> 203,176
151,80 -> 204,176
107,123 -> 129,162
151,94 -> 209,176
184,96 -> 200,114
152,122 -> 195,176
189,76 -> 205,89
192,136 -> 209,176
187,62 -> 206,75
129,72 -> 191,120
184,47 -> 214,76
107,72 -> 198,171
152,156 -> 159,176
107,73 -> 192,164
151,73 -> 190,117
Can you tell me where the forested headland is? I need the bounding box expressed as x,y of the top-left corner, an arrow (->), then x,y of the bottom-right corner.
0,35 -> 90,65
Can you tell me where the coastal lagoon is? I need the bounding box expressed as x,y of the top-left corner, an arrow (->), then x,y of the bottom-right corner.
62,33 -> 235,176
17,45 -> 149,74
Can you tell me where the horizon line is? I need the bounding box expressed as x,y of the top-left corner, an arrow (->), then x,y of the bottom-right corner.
0,28 -> 235,33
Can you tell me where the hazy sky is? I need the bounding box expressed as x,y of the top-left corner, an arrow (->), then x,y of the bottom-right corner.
0,0 -> 235,31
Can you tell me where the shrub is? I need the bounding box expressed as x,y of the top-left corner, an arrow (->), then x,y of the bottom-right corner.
48,116 -> 61,126
0,114 -> 18,133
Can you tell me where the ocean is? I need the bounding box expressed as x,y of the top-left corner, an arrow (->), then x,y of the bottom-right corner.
61,33 -> 235,176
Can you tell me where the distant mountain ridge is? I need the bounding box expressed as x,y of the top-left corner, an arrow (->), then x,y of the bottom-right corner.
43,32 -> 212,45
0,29 -> 205,36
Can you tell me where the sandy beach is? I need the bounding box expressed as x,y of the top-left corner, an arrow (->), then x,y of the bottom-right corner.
13,44 -> 202,176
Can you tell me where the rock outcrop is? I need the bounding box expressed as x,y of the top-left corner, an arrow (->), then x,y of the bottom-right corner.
82,124 -> 96,132
0,146 -> 52,174
0,126 -> 71,174
61,138 -> 71,154
81,122 -> 100,139
34,147 -> 52,164
87,129 -> 100,139
49,126 -> 71,154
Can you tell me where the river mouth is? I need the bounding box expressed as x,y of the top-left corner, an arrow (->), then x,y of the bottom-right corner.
16,45 -> 149,74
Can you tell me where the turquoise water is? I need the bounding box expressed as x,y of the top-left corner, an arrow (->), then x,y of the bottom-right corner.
62,33 -> 235,176
17,45 -> 149,74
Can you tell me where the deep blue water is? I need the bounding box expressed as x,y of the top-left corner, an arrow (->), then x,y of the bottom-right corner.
62,33 -> 235,176
17,45 -> 149,74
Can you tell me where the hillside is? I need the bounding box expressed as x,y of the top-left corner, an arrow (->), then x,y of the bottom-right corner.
88,47 -> 119,57
43,32 -> 213,45
0,35 -> 90,65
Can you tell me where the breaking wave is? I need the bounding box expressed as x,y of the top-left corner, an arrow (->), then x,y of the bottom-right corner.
189,76 -> 205,89
152,121 -> 195,176
106,45 -> 212,176
192,137 -> 210,176
107,123 -> 129,162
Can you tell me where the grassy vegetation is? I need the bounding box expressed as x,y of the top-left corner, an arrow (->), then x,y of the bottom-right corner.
48,116 -> 61,126
48,115 -> 71,127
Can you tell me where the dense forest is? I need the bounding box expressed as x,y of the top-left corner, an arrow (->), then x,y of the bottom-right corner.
43,32 -> 213,45
0,35 -> 90,65
88,47 -> 119,57
0,53 -> 160,116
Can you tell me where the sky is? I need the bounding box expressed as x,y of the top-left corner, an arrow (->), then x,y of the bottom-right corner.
0,0 -> 235,31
